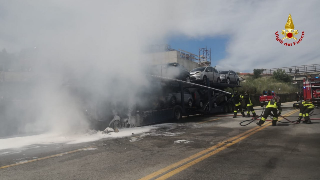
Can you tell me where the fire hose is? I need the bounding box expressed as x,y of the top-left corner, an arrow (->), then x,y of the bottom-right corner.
239,106 -> 265,126
239,108 -> 315,126
240,115 -> 297,126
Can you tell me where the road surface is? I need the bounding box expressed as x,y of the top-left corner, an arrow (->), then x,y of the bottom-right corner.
1,102 -> 320,180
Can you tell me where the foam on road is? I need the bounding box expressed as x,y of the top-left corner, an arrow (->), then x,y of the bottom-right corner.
0,126 -> 157,151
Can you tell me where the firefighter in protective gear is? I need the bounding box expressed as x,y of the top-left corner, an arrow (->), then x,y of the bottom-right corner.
257,96 -> 282,126
232,91 -> 245,118
243,92 -> 256,117
297,100 -> 314,124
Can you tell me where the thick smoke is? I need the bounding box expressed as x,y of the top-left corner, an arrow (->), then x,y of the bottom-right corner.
0,0 -> 168,136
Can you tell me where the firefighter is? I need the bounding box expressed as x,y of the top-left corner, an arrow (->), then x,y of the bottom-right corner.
257,95 -> 282,126
297,99 -> 314,124
243,91 -> 256,117
232,90 -> 245,118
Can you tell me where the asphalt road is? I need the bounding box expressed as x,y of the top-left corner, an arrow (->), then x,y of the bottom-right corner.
1,102 -> 320,180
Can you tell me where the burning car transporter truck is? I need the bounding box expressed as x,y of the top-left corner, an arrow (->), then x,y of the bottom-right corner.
134,76 -> 240,126
81,75 -> 240,130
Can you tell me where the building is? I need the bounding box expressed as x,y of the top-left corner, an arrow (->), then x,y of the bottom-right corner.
146,45 -> 211,71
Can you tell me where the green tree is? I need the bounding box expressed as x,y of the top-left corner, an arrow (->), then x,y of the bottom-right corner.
272,69 -> 292,82
253,69 -> 264,79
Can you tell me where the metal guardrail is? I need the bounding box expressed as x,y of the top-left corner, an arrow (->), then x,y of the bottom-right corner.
262,64 -> 320,75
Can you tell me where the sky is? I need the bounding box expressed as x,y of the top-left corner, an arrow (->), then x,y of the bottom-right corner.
168,36 -> 228,66
0,0 -> 319,137
164,0 -> 320,72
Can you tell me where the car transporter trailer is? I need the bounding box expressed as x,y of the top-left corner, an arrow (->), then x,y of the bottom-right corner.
138,75 -> 240,126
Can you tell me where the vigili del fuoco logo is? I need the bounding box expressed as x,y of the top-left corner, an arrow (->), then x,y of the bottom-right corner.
275,14 -> 304,46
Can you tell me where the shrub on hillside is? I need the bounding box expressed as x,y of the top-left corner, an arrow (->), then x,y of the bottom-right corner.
272,69 -> 292,83
236,76 -> 297,94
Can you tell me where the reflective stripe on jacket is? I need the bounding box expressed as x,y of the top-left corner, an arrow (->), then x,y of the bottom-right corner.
233,94 -> 243,106
247,98 -> 253,106
243,94 -> 253,106
303,101 -> 315,109
266,100 -> 278,109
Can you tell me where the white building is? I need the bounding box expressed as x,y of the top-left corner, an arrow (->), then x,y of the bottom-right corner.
146,49 -> 200,71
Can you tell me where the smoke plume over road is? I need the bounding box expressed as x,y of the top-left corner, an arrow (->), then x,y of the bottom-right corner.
0,0 -> 319,143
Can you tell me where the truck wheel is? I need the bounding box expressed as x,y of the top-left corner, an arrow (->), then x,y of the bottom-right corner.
173,107 -> 182,121
227,78 -> 230,84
